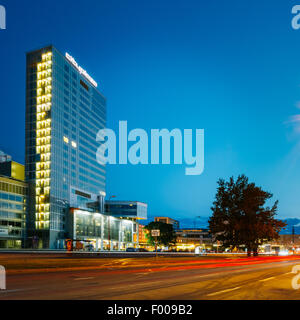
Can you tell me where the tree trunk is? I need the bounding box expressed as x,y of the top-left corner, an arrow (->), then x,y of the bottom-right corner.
253,246 -> 258,257
247,246 -> 252,257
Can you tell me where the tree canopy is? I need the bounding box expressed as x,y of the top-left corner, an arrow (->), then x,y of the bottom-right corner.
209,175 -> 286,256
144,221 -> 177,246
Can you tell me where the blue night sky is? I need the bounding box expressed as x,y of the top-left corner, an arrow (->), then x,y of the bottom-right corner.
1,0 -> 300,226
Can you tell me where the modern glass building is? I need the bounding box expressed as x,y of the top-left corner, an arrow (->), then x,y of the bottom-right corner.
25,45 -> 106,249
0,161 -> 27,249
105,201 -> 148,246
105,201 -> 148,220
68,208 -> 138,251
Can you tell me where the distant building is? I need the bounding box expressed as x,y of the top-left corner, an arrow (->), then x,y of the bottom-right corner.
269,234 -> 300,248
154,216 -> 179,229
0,150 -> 12,163
0,161 -> 27,249
138,224 -> 148,247
105,201 -> 147,220
175,228 -> 213,251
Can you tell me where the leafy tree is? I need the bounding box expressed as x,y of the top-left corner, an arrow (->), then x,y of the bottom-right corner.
209,175 -> 286,256
144,221 -> 177,246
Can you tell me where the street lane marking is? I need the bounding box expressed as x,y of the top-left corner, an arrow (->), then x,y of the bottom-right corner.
259,277 -> 275,282
207,286 -> 240,296
136,273 -> 149,275
74,277 -> 95,281
0,288 -> 36,294
0,289 -> 25,294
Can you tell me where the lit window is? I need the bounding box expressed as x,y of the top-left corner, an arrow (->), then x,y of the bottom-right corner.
63,136 -> 69,144
71,141 -> 77,148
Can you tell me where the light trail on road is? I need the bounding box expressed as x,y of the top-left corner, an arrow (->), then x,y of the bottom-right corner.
1,254 -> 300,300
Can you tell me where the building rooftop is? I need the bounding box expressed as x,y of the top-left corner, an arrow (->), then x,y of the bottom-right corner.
0,150 -> 12,163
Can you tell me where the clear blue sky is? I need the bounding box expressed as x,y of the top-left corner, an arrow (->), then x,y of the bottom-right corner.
1,0 -> 300,226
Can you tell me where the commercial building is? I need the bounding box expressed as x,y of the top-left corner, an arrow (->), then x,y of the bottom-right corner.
175,228 -> 213,252
0,159 -> 25,181
154,216 -> 179,229
138,224 -> 148,247
25,45 -> 106,249
24,45 -> 147,250
68,208 -> 139,251
0,150 -> 12,163
105,200 -> 148,245
105,201 -> 147,220
0,159 -> 27,249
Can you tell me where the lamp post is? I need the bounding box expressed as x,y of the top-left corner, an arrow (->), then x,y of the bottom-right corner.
292,225 -> 295,254
107,195 -> 116,251
193,216 -> 202,249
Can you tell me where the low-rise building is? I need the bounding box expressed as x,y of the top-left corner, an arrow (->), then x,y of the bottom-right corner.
63,200 -> 148,251
0,160 -> 27,249
138,224 -> 148,247
154,216 -> 180,229
0,150 -> 12,163
105,200 -> 148,246
68,208 -> 138,251
260,234 -> 300,254
175,228 -> 213,251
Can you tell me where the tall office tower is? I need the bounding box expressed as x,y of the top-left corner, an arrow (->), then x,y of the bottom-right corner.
25,45 -> 106,249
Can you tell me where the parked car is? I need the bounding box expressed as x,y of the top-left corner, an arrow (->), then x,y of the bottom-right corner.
136,248 -> 148,252
126,247 -> 136,252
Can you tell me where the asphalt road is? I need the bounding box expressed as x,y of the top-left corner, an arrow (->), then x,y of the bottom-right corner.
1,253 -> 300,300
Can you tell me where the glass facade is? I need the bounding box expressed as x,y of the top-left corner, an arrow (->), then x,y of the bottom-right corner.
70,209 -> 136,251
105,201 -> 148,220
0,176 -> 27,249
26,45 -> 106,249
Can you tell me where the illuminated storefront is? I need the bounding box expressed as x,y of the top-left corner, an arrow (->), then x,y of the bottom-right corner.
68,209 -> 137,251
175,228 -> 213,252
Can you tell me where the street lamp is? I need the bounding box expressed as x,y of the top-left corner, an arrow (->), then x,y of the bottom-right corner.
193,216 -> 203,250
107,195 -> 116,251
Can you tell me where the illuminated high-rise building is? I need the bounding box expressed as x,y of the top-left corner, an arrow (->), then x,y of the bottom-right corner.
25,45 -> 106,249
